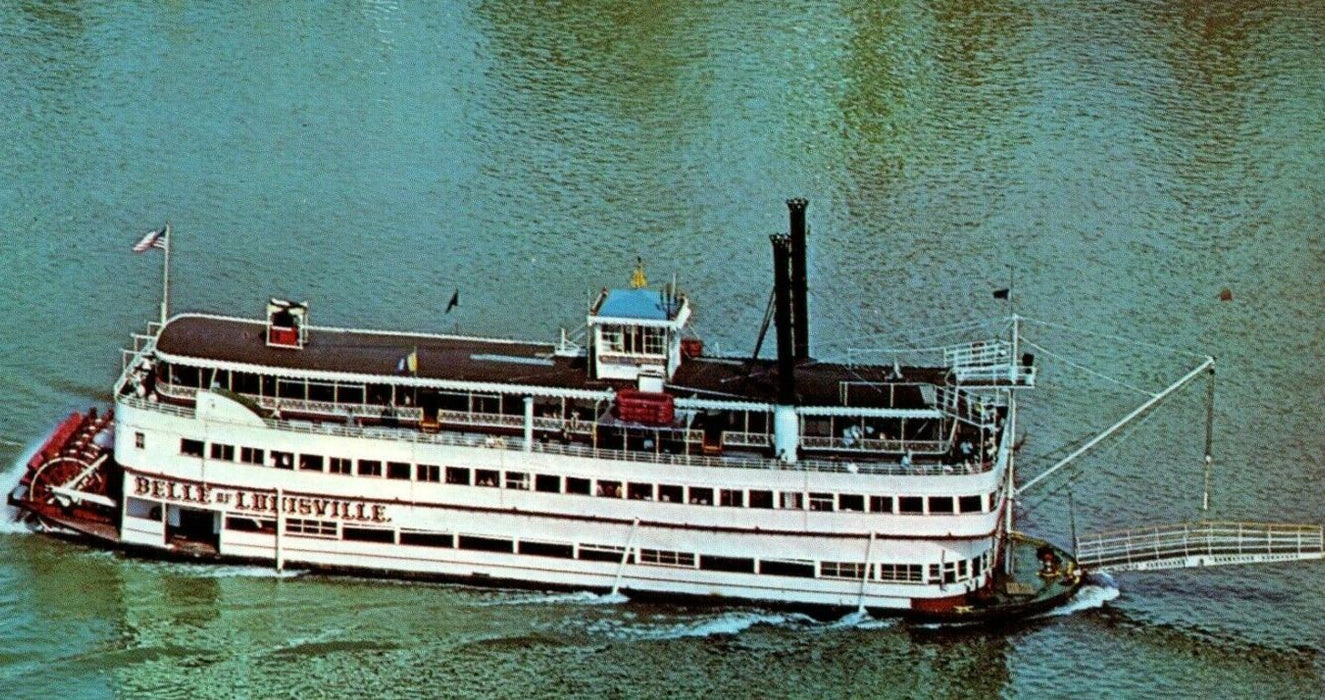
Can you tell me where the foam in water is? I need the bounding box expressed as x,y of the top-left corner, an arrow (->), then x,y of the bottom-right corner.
133,560 -> 307,579
1036,573 -> 1121,618
0,438 -> 43,534
579,610 -> 821,641
481,590 -> 630,607
827,608 -> 897,631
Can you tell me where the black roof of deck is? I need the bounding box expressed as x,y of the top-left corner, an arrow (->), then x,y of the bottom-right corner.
155,315 -> 946,409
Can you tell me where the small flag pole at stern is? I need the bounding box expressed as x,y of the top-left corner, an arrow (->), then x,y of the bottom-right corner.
132,223 -> 172,327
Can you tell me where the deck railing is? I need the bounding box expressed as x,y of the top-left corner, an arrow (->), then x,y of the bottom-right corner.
1075,521 -> 1325,572
118,395 -> 994,477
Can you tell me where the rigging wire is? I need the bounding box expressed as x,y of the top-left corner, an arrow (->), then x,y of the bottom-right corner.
1019,317 -> 1208,362
1019,338 -> 1155,398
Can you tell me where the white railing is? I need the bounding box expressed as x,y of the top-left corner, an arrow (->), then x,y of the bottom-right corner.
1075,521 -> 1325,572
932,386 -> 1000,429
117,395 -> 992,477
943,340 -> 1009,368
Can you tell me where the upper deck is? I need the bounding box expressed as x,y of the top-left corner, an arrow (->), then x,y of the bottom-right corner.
151,314 -> 949,410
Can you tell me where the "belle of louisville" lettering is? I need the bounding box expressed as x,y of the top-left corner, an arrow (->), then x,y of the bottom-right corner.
133,476 -> 389,523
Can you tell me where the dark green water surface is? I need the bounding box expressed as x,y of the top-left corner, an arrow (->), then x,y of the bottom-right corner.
1,2 -> 1321,697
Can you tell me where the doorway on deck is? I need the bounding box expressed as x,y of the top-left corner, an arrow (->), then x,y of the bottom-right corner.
166,504 -> 220,551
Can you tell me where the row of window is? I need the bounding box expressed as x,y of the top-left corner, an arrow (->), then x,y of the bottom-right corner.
178,437 -> 991,515
222,515 -> 989,585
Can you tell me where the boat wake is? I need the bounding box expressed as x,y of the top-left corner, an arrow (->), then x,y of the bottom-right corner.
579,610 -> 820,641
1037,573 -> 1120,618
480,590 -> 630,607
0,438 -> 42,534
137,561 -> 308,579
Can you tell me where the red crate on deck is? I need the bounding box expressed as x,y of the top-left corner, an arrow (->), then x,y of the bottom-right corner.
615,389 -> 674,426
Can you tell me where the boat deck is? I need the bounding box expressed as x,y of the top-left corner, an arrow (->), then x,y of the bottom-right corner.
154,315 -> 950,409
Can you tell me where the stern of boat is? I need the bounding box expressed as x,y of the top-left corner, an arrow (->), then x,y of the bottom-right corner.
9,408 -> 122,543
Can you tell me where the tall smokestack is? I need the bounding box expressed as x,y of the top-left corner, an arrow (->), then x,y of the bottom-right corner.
787,198 -> 809,361
770,234 -> 796,405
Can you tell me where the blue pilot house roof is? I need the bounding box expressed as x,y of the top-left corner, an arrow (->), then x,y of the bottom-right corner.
596,289 -> 677,320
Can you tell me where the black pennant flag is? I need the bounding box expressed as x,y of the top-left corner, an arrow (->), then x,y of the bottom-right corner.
446,288 -> 459,313
992,288 -> 1010,300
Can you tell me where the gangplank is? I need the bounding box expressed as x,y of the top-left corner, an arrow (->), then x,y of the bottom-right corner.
1075,521 -> 1324,573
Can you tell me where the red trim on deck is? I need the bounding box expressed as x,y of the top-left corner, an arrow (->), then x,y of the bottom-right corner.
910,592 -> 968,613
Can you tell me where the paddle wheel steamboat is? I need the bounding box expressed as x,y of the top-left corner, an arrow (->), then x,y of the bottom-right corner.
28,199 -> 1309,623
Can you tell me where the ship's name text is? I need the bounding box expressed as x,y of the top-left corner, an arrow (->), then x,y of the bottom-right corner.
132,476 -> 389,523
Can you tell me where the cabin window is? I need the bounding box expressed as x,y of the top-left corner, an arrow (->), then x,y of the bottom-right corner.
943,561 -> 959,584
387,462 -> 411,480
627,482 -> 653,501
760,559 -> 816,578
231,372 -> 259,395
180,439 -> 204,458
821,562 -> 867,580
929,496 -> 955,514
171,365 -> 200,388
260,375 -> 276,398
749,490 -> 773,509
446,467 -> 470,485
126,497 -> 158,520
210,443 -> 235,461
870,496 -> 894,514
638,548 -> 695,568
308,381 -> 335,403
134,432 -> 145,449
417,464 -> 441,482
476,469 -> 501,487
957,559 -> 969,580
400,532 -> 453,548
338,384 -> 364,405
596,480 -> 622,498
565,477 -> 591,495
578,544 -> 631,563
535,474 -> 561,493
700,555 -> 755,573
899,496 -> 925,514
838,494 -> 864,512
780,492 -> 804,510
270,451 -> 294,469
657,484 -> 683,503
519,540 -> 575,559
358,460 -> 383,477
927,564 -> 941,584
344,527 -> 395,543
878,563 -> 924,583
687,487 -> 713,506
285,519 -> 337,538
299,454 -> 324,472
277,378 -> 306,401
458,535 -> 514,553
504,471 -> 530,490
329,457 -> 353,475
959,495 -> 983,513
808,493 -> 833,511
225,516 -> 275,533
240,447 -> 264,465
719,489 -> 744,508
600,326 -> 624,352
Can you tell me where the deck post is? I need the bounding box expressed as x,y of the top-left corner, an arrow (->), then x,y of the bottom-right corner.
856,531 -> 876,614
611,518 -> 641,596
274,486 -> 285,573
523,397 -> 534,452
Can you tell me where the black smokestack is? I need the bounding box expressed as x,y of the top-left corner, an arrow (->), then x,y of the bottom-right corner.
770,234 -> 796,405
787,198 -> 809,361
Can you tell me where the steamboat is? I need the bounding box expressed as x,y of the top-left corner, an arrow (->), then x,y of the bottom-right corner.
20,199 -> 1314,623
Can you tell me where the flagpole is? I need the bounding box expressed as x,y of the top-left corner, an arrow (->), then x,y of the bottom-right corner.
160,223 -> 172,327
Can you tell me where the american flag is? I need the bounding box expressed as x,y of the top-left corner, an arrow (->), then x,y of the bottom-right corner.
132,224 -> 169,253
